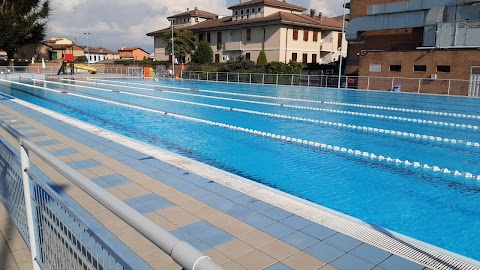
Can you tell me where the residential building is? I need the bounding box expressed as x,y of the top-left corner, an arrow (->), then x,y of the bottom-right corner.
117,47 -> 150,60
147,0 -> 347,64
85,47 -> 119,63
44,44 -> 85,61
345,0 -> 480,95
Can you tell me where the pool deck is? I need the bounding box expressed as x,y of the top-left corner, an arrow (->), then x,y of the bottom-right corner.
0,90 -> 475,270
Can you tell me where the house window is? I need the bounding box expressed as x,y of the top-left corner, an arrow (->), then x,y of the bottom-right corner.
199,34 -> 204,42
313,32 -> 318,42
414,65 -> 426,72
369,64 -> 381,72
246,15 -> 249,19
302,53 -> 308,63
215,54 -> 220,63
337,33 -> 343,49
292,53 -> 297,62
217,32 -> 222,50
246,53 -> 251,60
246,8 -> 249,13
258,7 -> 261,12
303,30 -> 309,41
246,29 -> 251,41
312,54 -> 317,63
437,65 -> 451,72
293,29 -> 299,40
235,10 -> 238,15
241,10 -> 244,14
188,18 -> 190,22
196,18 -> 199,22
390,65 -> 402,72
207,33 -> 211,43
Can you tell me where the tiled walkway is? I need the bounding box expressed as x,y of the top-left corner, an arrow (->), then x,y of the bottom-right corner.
0,204 -> 32,270
0,98 -> 436,270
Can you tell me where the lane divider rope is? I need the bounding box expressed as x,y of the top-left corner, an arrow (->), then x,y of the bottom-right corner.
36,79 -> 480,149
91,78 -> 480,120
8,79 -> 479,181
57,79 -> 480,132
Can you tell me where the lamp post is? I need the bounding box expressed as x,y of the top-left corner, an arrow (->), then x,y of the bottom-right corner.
171,19 -> 175,77
337,0 -> 347,88
84,32 -> 90,65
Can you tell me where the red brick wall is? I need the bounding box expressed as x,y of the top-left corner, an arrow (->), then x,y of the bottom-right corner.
355,50 -> 480,95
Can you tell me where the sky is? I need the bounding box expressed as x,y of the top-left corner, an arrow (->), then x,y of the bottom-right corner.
48,0 -> 346,53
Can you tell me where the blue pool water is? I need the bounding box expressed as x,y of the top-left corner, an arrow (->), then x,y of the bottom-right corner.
1,77 -> 480,261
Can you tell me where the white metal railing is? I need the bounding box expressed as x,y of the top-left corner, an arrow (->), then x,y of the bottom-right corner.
0,120 -> 222,270
0,66 -> 145,77
181,71 -> 476,96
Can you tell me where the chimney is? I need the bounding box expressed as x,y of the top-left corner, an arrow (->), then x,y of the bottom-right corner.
310,9 -> 316,18
318,12 -> 323,20
187,8 -> 189,11
194,6 -> 198,10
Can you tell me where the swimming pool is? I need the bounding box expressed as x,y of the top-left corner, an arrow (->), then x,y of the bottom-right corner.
1,77 -> 480,262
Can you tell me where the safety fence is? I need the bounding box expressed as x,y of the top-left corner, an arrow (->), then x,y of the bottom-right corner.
0,66 -> 144,77
3,66 -> 479,97
0,120 -> 221,270
181,71 -> 479,97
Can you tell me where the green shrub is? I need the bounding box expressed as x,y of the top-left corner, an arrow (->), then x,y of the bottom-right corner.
192,41 -> 213,64
257,50 -> 267,65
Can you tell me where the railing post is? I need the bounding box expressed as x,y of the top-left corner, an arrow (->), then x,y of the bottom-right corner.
216,72 -> 218,82
276,74 -> 279,85
291,75 -> 294,86
418,79 -> 421,93
227,72 -> 229,82
448,79 -> 451,95
391,78 -> 395,91
237,73 -> 239,83
345,76 -> 348,89
206,72 -> 209,81
307,75 -> 310,87
20,144 -> 41,270
249,73 -> 252,84
367,77 -> 370,90
262,73 -> 265,84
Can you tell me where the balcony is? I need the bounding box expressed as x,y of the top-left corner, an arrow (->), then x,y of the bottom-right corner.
224,41 -> 242,51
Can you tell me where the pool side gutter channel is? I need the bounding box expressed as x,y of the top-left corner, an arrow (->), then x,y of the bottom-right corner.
4,80 -> 480,270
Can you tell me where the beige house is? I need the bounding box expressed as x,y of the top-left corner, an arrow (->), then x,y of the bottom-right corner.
147,0 -> 347,64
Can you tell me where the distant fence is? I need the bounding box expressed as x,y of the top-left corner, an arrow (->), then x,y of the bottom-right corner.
2,66 -> 478,97
0,65 -> 144,77
181,71 -> 478,97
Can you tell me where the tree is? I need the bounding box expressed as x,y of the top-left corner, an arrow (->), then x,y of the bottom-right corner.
0,0 -> 51,61
75,55 -> 88,63
257,50 -> 267,65
163,29 -> 195,63
192,41 -> 213,64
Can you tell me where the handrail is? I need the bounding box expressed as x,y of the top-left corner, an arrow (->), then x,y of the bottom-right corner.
0,120 -> 222,270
